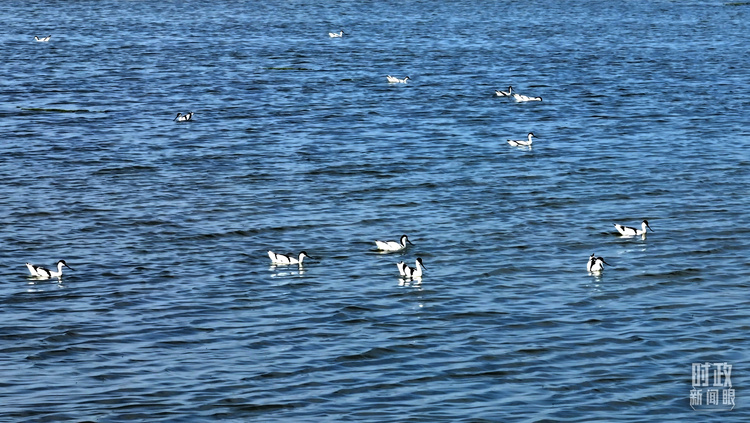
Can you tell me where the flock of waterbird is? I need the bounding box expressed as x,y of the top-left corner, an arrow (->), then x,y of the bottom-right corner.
260,218 -> 655,286
269,234 -> 425,282
262,31 -> 654,280
34,32 -> 539,146
25,32 -> 653,283
24,219 -> 652,282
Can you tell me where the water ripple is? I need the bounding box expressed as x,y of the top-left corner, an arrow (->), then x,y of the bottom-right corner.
1,0 -> 749,422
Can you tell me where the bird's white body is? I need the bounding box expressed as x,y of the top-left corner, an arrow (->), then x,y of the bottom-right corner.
614,220 -> 653,236
268,251 -> 311,265
396,261 -> 407,276
26,260 -> 73,279
375,234 -> 413,252
513,93 -> 542,102
507,132 -> 536,146
495,86 -> 513,97
174,112 -> 193,122
35,35 -> 51,42
401,258 -> 425,279
387,75 -> 410,83
329,30 -> 344,38
587,254 -> 609,273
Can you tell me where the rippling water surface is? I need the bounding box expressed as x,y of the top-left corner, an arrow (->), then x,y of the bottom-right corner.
1,0 -> 749,421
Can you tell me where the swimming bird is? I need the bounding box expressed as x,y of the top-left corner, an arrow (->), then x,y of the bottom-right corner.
386,75 -> 410,83
268,251 -> 312,265
174,112 -> 193,122
401,258 -> 426,279
513,93 -> 542,102
614,220 -> 654,236
587,253 -> 610,273
375,234 -> 414,252
495,86 -> 513,97
26,260 -> 74,279
34,35 -> 51,42
329,30 -> 344,38
507,132 -> 536,147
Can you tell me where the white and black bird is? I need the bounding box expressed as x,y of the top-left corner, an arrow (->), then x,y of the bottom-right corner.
401,258 -> 426,279
26,260 -> 74,279
614,220 -> 654,236
586,253 -> 610,273
174,112 -> 194,122
495,86 -> 513,97
329,30 -> 344,38
507,132 -> 536,147
513,93 -> 542,102
375,234 -> 414,252
268,251 -> 312,265
34,35 -> 51,42
386,75 -> 410,83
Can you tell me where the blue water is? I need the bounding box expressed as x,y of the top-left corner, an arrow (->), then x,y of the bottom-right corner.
1,0 -> 749,421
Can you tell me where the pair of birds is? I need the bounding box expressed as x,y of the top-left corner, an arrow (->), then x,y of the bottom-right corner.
174,112 -> 194,122
267,250 -> 312,265
498,86 -> 541,147
495,86 -> 543,102
25,260 -> 74,280
268,234 -> 424,279
375,235 -> 425,280
34,35 -> 51,42
588,220 -> 655,274
397,258 -> 425,280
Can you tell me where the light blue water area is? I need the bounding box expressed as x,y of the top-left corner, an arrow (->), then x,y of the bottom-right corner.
1,0 -> 749,421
